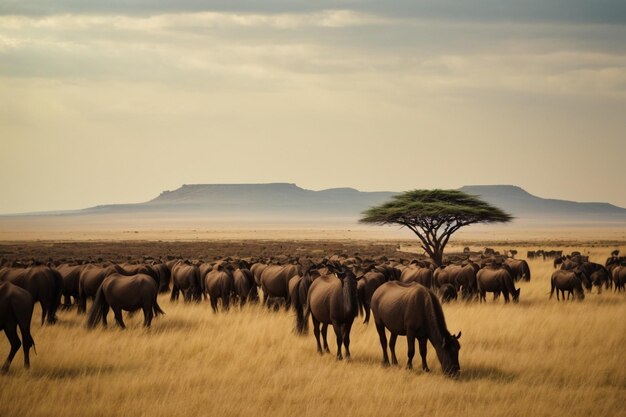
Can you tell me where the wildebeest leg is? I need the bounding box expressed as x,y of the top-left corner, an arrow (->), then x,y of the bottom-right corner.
363,300 -> 371,324
343,321 -> 353,360
479,290 -> 485,303
1,320 -> 20,373
143,304 -> 153,327
209,296 -> 218,313
418,337 -> 430,372
405,331 -> 415,370
375,322 -> 389,366
62,295 -> 73,310
102,303 -> 109,327
332,322 -> 343,360
312,316 -> 323,354
170,285 -> 179,302
389,333 -> 398,366
112,308 -> 126,329
321,323 -> 330,353
262,292 -> 269,309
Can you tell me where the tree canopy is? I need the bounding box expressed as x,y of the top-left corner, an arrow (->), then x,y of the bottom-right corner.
359,189 -> 513,266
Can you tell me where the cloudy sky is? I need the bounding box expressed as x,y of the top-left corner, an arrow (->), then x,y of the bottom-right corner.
1,1 -> 625,214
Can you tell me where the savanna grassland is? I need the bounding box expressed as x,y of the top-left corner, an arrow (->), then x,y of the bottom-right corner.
1,241 -> 625,417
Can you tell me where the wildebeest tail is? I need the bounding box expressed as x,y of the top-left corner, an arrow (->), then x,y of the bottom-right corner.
356,280 -> 365,318
87,285 -> 108,328
17,295 -> 36,354
46,267 -> 64,324
153,297 -> 165,317
522,261 -> 531,282
291,279 -> 306,334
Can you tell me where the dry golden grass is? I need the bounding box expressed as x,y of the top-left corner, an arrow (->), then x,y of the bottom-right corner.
1,246 -> 625,417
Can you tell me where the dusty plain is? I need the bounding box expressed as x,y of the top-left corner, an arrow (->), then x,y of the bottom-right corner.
0,231 -> 625,417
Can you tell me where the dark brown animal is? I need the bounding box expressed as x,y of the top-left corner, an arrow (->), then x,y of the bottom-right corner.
259,264 -> 299,309
306,268 -> 358,360
0,282 -> 35,373
204,262 -> 235,312
370,281 -> 461,377
78,264 -> 124,313
504,258 -> 531,282
550,270 -> 585,301
0,265 -> 63,324
400,266 -> 433,288
170,261 -> 202,302
87,273 -> 164,329
357,266 -> 398,324
233,266 -> 259,307
476,267 -> 520,303
56,263 -> 85,309
439,284 -> 457,303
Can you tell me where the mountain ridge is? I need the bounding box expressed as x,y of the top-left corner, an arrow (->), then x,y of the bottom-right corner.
3,184 -> 626,225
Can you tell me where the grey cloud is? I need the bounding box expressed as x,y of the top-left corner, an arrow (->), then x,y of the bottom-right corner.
2,0 -> 626,25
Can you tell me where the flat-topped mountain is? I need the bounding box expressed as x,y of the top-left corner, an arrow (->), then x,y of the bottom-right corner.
5,183 -> 626,226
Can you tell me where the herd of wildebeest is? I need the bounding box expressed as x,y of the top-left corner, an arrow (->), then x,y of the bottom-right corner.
1,247 -> 625,377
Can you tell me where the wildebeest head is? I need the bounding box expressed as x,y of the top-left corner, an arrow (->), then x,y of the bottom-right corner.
439,332 -> 462,378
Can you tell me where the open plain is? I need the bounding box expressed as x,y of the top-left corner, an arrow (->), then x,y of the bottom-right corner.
1,238 -> 625,417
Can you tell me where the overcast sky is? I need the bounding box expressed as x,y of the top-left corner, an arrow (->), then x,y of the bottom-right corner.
1,1 -> 625,214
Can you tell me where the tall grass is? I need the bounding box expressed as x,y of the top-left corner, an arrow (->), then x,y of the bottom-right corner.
1,247 -> 624,417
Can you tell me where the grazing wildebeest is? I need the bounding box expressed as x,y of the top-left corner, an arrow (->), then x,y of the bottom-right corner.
439,284 -> 457,303
170,261 -> 202,302
434,264 -> 477,300
370,281 -> 461,377
233,263 -> 259,307
87,273 -> 165,329
357,265 -> 399,324
78,264 -> 126,313
56,263 -> 85,309
250,262 -> 268,287
476,267 -> 520,303
291,267 -> 320,334
0,265 -> 63,324
0,282 -> 36,373
400,266 -> 433,288
151,262 -> 172,293
259,264 -> 299,309
550,270 -> 585,301
204,262 -> 235,312
504,258 -> 531,282
306,267 -> 358,360
611,266 -> 626,292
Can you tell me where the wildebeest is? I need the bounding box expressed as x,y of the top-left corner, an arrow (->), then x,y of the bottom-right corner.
504,258 -> 531,282
78,264 -> 124,313
357,265 -> 399,324
87,273 -> 165,329
370,281 -> 461,377
0,282 -> 36,373
434,264 -> 477,299
170,261 -> 202,302
56,263 -> 85,309
290,266 -> 320,334
439,284 -> 457,303
0,265 -> 63,324
400,265 -> 433,288
204,262 -> 235,312
476,267 -> 520,303
232,262 -> 259,307
259,264 -> 299,309
550,270 -> 585,301
306,267 -> 358,360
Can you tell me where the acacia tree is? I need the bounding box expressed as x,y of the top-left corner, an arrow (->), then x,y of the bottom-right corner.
360,189 -> 513,266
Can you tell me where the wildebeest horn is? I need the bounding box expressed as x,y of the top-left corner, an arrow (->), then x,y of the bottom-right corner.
455,332 -> 462,339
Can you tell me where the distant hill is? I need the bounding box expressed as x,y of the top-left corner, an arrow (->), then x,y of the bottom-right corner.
4,183 -> 626,226
458,185 -> 626,221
